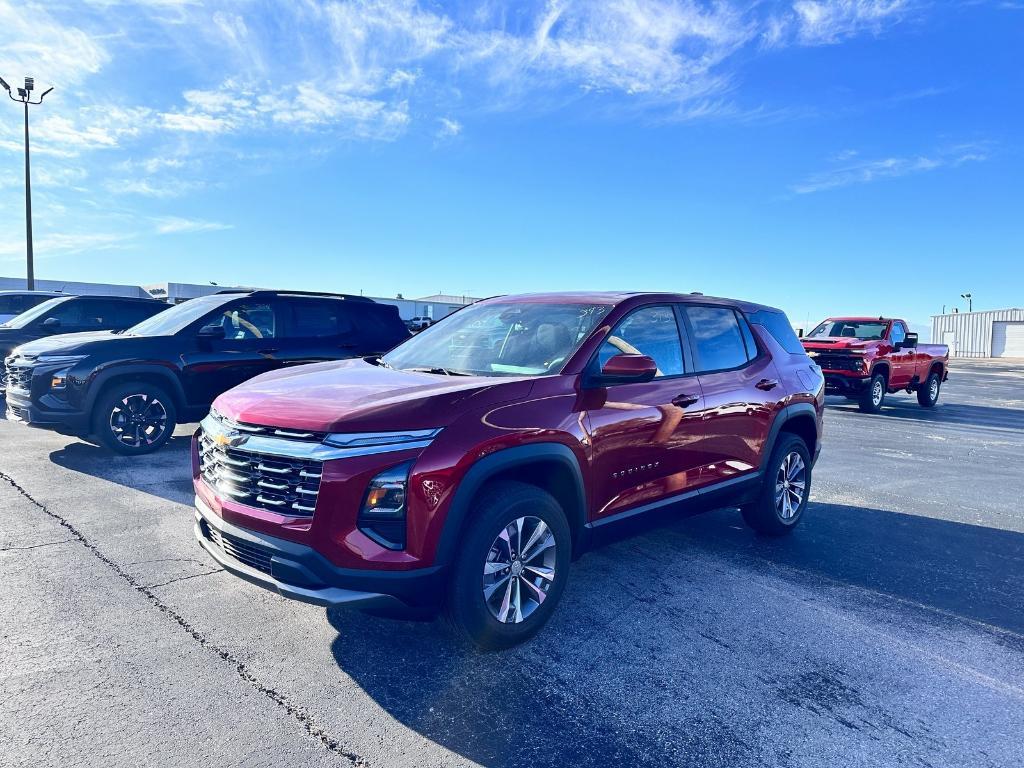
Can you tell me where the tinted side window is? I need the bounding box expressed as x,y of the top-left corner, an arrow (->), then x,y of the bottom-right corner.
748,309 -> 805,355
598,306 -> 683,378
285,299 -> 354,338
890,322 -> 906,344
211,302 -> 276,340
118,301 -> 164,327
685,306 -> 749,372
46,300 -> 88,326
84,300 -> 123,327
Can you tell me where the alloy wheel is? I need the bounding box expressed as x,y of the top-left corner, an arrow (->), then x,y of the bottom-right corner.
109,393 -> 168,449
872,379 -> 884,407
482,516 -> 557,624
929,378 -> 939,401
774,452 -> 806,521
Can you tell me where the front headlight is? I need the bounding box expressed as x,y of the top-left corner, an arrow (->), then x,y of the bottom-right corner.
358,461 -> 413,550
49,366 -> 73,390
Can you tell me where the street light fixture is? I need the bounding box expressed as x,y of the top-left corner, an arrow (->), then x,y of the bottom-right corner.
960,293 -> 973,313
2,75 -> 54,291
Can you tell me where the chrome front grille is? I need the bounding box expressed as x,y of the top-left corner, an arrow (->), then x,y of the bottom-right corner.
199,428 -> 323,517
3,361 -> 33,393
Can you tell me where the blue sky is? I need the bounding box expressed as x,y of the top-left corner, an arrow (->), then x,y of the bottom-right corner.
0,1 -> 1021,335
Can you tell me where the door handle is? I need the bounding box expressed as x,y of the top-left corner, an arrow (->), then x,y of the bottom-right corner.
258,348 -> 279,355
755,378 -> 779,391
672,393 -> 700,407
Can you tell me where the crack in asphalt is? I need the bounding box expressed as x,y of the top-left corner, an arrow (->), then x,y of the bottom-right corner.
144,569 -> 225,590
0,471 -> 369,766
1,539 -> 75,551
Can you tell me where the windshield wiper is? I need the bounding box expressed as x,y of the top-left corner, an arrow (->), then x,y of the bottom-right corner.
403,366 -> 471,376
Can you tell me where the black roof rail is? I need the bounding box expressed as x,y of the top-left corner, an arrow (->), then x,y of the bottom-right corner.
214,289 -> 373,302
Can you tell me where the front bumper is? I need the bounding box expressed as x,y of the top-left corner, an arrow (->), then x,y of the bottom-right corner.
193,495 -> 444,610
3,381 -> 90,434
822,373 -> 869,395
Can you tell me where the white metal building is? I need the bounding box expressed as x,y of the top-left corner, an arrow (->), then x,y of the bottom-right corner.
931,308 -> 1024,358
0,276 -> 151,298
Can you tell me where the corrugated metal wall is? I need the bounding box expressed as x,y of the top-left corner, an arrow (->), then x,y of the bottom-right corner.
931,308 -> 1024,358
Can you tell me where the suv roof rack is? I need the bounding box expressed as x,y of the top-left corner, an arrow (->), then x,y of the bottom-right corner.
214,289 -> 373,302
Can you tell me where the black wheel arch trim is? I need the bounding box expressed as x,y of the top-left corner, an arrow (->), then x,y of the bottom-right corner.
433,442 -> 588,566
85,364 -> 187,414
763,402 -> 820,468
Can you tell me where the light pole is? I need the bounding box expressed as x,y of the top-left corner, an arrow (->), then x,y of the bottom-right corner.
960,293 -> 973,313
1,76 -> 53,291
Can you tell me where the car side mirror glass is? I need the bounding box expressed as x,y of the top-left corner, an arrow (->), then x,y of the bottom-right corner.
41,317 -> 61,331
594,353 -> 658,386
198,323 -> 226,340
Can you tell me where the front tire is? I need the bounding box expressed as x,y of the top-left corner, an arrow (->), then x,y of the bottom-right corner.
858,372 -> 887,413
741,434 -> 811,536
917,371 -> 941,408
93,383 -> 177,455
444,481 -> 571,650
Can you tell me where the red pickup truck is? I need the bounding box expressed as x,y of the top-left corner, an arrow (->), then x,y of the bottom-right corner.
802,317 -> 949,413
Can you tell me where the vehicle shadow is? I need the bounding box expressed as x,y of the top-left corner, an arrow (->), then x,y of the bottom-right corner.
825,397 -> 1024,431
48,433 -> 196,505
326,502 -> 1024,768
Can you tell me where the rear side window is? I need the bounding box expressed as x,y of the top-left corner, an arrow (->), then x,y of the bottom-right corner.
684,306 -> 750,372
355,305 -> 411,345
598,305 -> 684,378
286,299 -> 354,338
748,310 -> 805,355
116,301 -> 164,327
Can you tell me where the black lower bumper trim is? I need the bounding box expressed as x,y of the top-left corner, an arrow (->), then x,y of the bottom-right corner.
193,496 -> 444,610
823,374 -> 869,394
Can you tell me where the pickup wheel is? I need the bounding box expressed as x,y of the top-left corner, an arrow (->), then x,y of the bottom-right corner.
443,481 -> 571,650
917,371 -> 941,408
741,434 -> 811,536
858,372 -> 887,413
93,383 -> 177,455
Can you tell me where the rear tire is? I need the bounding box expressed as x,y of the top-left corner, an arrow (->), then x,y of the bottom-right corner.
917,371 -> 941,408
443,481 -> 571,650
858,372 -> 886,413
93,382 -> 177,455
741,434 -> 811,536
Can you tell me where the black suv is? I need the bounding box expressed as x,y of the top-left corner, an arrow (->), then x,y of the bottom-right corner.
0,294 -> 166,362
3,290 -> 410,455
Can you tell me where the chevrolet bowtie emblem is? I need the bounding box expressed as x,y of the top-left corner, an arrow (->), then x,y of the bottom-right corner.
807,351 -> 819,358
214,430 -> 243,447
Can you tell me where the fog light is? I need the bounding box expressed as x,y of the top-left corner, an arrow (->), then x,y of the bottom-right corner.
358,461 -> 412,550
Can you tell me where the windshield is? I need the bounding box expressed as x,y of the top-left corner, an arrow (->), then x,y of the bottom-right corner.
382,301 -> 611,377
125,294 -> 231,336
2,296 -> 71,329
807,319 -> 888,340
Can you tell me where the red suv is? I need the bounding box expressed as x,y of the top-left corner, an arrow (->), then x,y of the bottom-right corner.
193,292 -> 824,648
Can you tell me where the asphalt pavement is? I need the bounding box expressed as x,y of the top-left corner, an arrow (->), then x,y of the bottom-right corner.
2,359 -> 1023,768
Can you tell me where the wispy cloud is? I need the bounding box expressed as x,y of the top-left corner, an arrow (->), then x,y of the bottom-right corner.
436,117 -> 462,139
791,142 -> 990,194
154,216 -> 232,234
766,1 -> 913,47
0,231 -> 132,260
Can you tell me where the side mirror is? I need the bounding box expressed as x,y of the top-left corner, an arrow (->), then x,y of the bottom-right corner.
593,353 -> 658,386
198,323 -> 226,341
41,317 -> 61,331
895,332 -> 918,351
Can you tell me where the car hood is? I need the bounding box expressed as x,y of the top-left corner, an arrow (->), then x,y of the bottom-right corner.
801,338 -> 877,352
8,330 -> 125,358
214,358 -> 534,433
